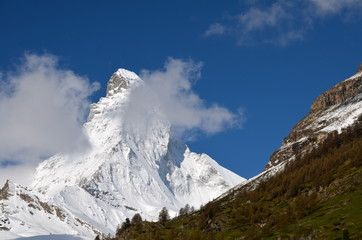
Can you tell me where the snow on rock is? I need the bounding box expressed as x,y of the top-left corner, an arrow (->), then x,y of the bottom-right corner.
0,180 -> 98,240
267,70 -> 362,169
231,70 -> 362,200
1,69 -> 245,239
343,70 -> 362,82
8,235 -> 86,240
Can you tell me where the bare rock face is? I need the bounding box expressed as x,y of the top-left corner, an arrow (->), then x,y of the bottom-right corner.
88,68 -> 142,121
310,77 -> 362,112
106,73 -> 129,96
106,68 -> 141,97
0,180 -> 11,200
266,67 -> 362,169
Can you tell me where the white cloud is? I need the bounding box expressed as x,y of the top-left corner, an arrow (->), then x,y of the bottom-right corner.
0,53 -> 99,185
0,164 -> 36,187
205,0 -> 362,45
309,0 -> 362,15
124,58 -> 242,140
273,29 -> 305,46
204,23 -> 227,36
237,2 -> 289,32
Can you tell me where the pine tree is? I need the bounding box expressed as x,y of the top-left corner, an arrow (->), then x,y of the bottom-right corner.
131,213 -> 142,224
158,207 -> 170,224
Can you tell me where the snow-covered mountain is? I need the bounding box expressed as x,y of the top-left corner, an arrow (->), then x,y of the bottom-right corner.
0,69 -> 245,239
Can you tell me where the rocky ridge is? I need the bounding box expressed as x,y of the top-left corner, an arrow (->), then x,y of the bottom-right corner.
266,67 -> 362,169
0,180 -> 103,238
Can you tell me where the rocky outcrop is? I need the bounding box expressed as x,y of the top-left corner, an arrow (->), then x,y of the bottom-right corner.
106,73 -> 129,96
310,76 -> 362,112
106,68 -> 141,96
266,67 -> 362,169
0,180 -> 11,200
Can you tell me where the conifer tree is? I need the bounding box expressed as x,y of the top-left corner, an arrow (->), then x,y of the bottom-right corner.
158,207 -> 170,224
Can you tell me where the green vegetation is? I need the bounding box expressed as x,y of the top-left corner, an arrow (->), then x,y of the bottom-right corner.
111,117 -> 362,240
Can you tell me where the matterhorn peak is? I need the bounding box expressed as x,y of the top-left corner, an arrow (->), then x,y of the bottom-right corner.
1,68 -> 245,239
106,68 -> 142,96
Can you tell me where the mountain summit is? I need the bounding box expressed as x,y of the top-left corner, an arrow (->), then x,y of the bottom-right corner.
106,69 -> 142,96
0,69 -> 244,239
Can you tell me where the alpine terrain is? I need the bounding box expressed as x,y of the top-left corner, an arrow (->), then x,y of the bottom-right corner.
243,66 -> 362,188
0,69 -> 245,239
113,65 -> 362,240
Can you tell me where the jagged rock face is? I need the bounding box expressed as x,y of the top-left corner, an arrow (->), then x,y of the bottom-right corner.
107,73 -> 129,95
310,76 -> 362,112
266,70 -> 362,169
0,181 -> 11,200
106,69 -> 140,96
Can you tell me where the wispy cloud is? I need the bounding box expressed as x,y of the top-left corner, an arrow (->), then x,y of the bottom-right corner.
204,23 -> 227,36
0,53 -> 99,186
205,0 -> 362,45
124,58 -> 242,140
237,1 -> 289,32
309,0 -> 362,15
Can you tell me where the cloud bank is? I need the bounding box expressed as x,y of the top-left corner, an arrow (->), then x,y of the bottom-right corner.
124,58 -> 242,140
205,0 -> 362,45
0,53 -> 99,185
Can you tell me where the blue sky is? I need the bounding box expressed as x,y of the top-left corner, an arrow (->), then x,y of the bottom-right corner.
0,0 -> 362,183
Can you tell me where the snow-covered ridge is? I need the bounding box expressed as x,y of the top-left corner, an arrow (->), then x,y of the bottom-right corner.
267,70 -> 362,169
0,180 -> 99,239
116,68 -> 140,80
343,70 -> 362,82
227,69 -> 362,202
1,68 -> 245,239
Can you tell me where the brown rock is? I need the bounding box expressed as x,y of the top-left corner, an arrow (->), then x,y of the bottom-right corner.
310,77 -> 362,112
106,73 -> 129,96
0,180 -> 10,200
357,63 -> 362,73
19,193 -> 34,203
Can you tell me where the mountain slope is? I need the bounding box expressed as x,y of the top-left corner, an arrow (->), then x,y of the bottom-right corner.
113,100 -> 362,240
266,70 -> 362,169
219,69 -> 362,195
0,180 -> 101,239
112,67 -> 362,240
0,69 -> 244,239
